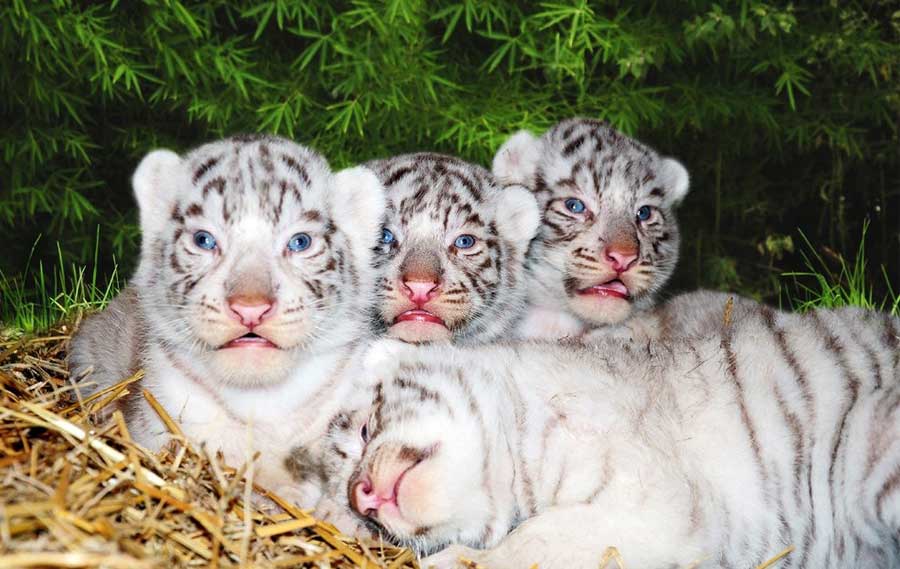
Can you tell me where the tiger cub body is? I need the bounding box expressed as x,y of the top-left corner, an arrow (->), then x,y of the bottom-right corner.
365,153 -> 539,343
341,305 -> 900,568
69,135 -> 384,493
492,118 -> 690,340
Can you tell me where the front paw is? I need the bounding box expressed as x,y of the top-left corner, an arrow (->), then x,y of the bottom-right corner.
362,338 -> 410,371
422,544 -> 485,569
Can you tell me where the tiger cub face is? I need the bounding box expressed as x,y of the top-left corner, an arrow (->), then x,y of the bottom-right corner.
341,342 -> 504,552
366,153 -> 540,343
131,135 -> 384,388
493,118 -> 690,326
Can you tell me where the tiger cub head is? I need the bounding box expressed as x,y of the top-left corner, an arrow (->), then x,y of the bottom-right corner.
131,135 -> 384,387
366,153 -> 540,344
493,118 -> 690,326
342,340 -> 512,552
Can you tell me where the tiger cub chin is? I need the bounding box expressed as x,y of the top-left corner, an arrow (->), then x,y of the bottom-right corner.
68,135 -> 385,493
366,153 -> 539,344
581,289 -> 764,343
332,304 -> 900,569
493,117 -> 690,340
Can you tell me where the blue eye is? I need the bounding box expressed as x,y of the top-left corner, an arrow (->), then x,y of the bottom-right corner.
287,233 -> 312,252
193,230 -> 217,250
564,198 -> 586,214
637,206 -> 653,221
381,228 -> 395,245
454,234 -> 476,249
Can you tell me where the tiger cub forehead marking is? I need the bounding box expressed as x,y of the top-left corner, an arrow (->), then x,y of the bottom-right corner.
373,153 -> 492,231
177,134 -> 331,228
540,119 -> 673,209
493,117 -> 690,333
365,152 -> 539,344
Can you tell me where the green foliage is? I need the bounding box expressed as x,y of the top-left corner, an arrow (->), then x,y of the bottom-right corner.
783,222 -> 899,315
1,0 -> 898,315
0,231 -> 120,335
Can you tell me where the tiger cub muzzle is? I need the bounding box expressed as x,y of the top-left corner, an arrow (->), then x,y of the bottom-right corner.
348,440 -> 443,538
560,221 -> 658,325
381,247 -> 463,343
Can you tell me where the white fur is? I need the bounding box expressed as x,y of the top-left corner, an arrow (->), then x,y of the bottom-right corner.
494,185 -> 541,245
658,157 -> 690,205
491,129 -> 541,188
73,136 -> 386,494
366,153 -> 540,344
132,149 -> 185,238
492,119 -> 693,339
339,304 -> 900,568
331,165 -> 387,258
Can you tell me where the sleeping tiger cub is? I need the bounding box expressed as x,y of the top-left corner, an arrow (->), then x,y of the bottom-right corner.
69,135 -> 385,493
336,304 -> 900,568
366,153 -> 539,343
492,118 -> 690,340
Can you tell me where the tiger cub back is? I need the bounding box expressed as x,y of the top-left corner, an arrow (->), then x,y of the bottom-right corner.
493,118 -> 689,340
333,303 -> 900,568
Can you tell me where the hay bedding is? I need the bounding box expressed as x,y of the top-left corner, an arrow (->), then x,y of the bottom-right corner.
0,327 -> 418,569
0,325 -> 796,569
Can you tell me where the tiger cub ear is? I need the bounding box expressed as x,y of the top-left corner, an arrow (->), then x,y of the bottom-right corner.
492,130 -> 542,189
330,165 -> 386,256
495,185 -> 541,244
658,157 -> 690,206
132,149 -> 186,236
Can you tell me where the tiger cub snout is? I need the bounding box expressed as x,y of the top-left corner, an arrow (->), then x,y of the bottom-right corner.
348,442 -> 438,522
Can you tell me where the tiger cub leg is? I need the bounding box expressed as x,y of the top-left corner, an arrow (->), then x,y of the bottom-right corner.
422,503 -> 710,569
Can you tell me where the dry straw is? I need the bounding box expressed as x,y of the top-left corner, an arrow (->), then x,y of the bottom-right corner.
0,325 -> 793,569
0,326 -> 416,568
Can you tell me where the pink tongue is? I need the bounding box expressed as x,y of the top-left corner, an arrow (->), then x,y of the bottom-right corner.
595,280 -> 628,295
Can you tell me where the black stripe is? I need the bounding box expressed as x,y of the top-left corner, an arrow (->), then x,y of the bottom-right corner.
192,155 -> 221,184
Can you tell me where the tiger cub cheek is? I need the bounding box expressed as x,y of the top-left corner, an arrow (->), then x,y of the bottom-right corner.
400,465 -> 456,525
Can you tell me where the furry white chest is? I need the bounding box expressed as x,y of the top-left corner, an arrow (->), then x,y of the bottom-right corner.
136,344 -> 363,488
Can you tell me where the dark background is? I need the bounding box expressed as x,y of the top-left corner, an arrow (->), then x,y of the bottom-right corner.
2,1 -> 897,318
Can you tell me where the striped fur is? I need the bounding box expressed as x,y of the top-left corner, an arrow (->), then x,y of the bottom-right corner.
493,118 -> 690,339
365,153 -> 539,343
68,135 -> 385,493
337,304 -> 900,568
581,289 -> 763,343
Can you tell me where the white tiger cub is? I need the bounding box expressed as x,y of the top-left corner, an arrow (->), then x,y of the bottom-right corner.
365,153 -> 539,343
343,306 -> 900,569
69,134 -> 385,493
492,118 -> 690,339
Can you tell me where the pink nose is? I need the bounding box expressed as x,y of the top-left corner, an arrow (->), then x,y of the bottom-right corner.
403,279 -> 440,306
351,475 -> 392,517
604,247 -> 638,273
229,299 -> 273,327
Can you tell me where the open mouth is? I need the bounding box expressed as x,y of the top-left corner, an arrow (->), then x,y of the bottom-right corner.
393,309 -> 447,327
222,332 -> 278,349
578,279 -> 630,300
